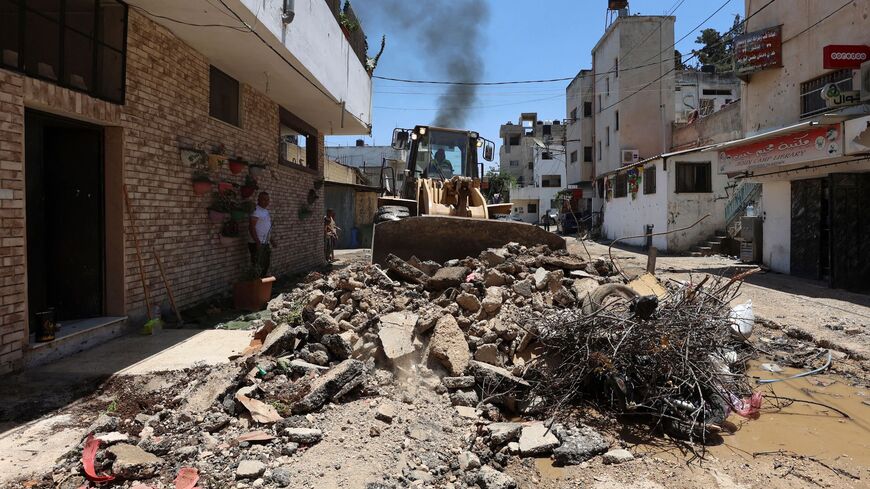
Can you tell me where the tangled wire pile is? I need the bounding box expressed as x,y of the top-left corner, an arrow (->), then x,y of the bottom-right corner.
529,273 -> 757,444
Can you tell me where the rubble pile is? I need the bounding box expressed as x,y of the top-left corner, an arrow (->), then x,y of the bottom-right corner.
24,244 -> 763,488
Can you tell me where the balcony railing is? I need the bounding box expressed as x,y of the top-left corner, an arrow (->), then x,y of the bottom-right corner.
325,0 -> 368,68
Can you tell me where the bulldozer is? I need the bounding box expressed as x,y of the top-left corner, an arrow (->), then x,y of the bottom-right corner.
371,125 -> 565,265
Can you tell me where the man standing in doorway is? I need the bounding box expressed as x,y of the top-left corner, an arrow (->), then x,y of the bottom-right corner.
249,191 -> 276,277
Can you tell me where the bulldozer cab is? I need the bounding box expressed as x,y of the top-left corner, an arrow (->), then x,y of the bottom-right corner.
392,126 -> 494,181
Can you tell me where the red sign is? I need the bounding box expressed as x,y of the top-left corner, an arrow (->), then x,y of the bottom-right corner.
719,124 -> 843,174
734,25 -> 783,76
823,45 -> 870,69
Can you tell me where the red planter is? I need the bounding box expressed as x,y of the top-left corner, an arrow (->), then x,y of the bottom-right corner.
233,276 -> 276,311
228,159 -> 247,174
241,185 -> 256,198
193,180 -> 212,195
208,209 -> 228,223
218,182 -> 234,193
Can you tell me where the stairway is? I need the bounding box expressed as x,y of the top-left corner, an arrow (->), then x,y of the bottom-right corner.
725,182 -> 762,238
690,230 -> 731,257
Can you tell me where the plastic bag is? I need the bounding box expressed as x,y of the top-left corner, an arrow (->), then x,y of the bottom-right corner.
729,391 -> 763,419
729,300 -> 754,339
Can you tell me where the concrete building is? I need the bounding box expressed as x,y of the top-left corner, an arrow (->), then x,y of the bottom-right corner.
717,0 -> 870,291
497,114 -> 566,223
565,69 -> 595,213
326,143 -> 408,195
675,70 -> 741,123
0,0 -> 372,372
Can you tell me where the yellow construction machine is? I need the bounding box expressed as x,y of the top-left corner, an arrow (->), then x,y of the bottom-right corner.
371,125 -> 565,265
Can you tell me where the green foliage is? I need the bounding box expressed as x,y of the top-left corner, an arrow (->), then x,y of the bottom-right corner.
691,15 -> 742,73
209,190 -> 237,213
106,399 -> 117,413
484,170 -> 517,201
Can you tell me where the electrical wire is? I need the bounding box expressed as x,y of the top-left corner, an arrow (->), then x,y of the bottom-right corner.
782,0 -> 853,44
128,4 -> 251,32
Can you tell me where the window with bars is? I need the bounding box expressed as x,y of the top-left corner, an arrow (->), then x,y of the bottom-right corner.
584,101 -> 592,117
570,150 -> 578,163
0,0 -> 128,103
800,69 -> 853,119
614,172 -> 627,198
643,165 -> 656,194
675,162 -> 712,193
584,146 -> 592,162
210,66 -> 240,126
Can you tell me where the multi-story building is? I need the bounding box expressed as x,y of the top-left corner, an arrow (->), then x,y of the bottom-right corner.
565,69 -> 595,213
497,114 -> 566,223
718,0 -> 870,291
674,70 -> 741,123
0,0 -> 372,372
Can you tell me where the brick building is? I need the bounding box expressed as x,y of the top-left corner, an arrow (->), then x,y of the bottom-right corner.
0,0 -> 372,372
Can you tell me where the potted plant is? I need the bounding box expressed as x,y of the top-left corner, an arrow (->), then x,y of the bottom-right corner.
180,148 -> 206,168
228,157 -> 248,175
208,144 -> 227,172
208,190 -> 235,223
232,200 -> 255,222
192,170 -> 213,195
240,174 -> 259,199
339,1 -> 359,38
219,220 -> 240,245
233,246 -> 276,311
249,163 -> 267,179
218,181 -> 236,194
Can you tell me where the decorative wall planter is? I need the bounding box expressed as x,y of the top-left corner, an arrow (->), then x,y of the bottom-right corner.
233,276 -> 276,311
193,180 -> 213,195
249,165 -> 266,179
208,154 -> 227,172
228,159 -> 248,175
218,182 -> 235,193
180,148 -> 206,168
208,209 -> 229,223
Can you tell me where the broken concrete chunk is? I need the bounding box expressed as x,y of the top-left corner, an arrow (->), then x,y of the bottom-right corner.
487,422 -> 523,445
108,443 -> 163,479
473,343 -> 501,366
313,314 -> 340,334
426,266 -> 469,290
518,423 -> 560,455
408,255 -> 441,276
512,280 -> 533,298
284,427 -> 323,444
429,315 -> 472,376
457,292 -> 481,312
468,360 -> 531,390
602,448 -> 634,464
458,451 -> 481,470
481,287 -> 504,314
386,254 -> 429,284
533,267 -> 550,290
322,331 -> 358,360
480,249 -> 508,267
538,254 -> 587,271
442,376 -> 475,390
378,311 -> 419,359
236,460 -> 266,479
375,402 -> 397,423
552,424 -> 609,466
306,289 -> 325,308
449,389 -> 479,407
292,359 -> 365,413
477,466 -> 517,489
484,269 -> 508,287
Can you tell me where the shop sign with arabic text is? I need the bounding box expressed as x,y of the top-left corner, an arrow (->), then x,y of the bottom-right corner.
718,125 -> 842,173
734,25 -> 783,76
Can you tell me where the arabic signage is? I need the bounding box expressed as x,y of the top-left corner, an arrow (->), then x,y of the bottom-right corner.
845,115 -> 870,156
823,45 -> 870,70
821,83 -> 862,108
719,124 -> 843,174
734,25 -> 783,77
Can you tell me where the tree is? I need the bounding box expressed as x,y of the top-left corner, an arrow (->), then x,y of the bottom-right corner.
674,49 -> 693,71
484,169 -> 516,202
691,15 -> 742,74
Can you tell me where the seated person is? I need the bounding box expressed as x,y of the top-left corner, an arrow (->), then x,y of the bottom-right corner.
426,149 -> 454,179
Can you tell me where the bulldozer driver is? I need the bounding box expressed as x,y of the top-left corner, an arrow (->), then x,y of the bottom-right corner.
426,148 -> 454,179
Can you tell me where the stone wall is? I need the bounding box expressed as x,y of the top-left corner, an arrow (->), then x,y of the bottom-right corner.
0,10 -> 326,373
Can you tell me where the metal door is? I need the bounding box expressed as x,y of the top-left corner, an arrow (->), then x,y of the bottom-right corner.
830,173 -> 870,291
790,178 -> 822,280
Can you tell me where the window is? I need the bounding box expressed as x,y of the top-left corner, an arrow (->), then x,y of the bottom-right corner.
614,57 -> 618,77
0,0 -> 127,103
606,126 -> 610,147
542,124 -> 551,137
675,162 -> 712,193
699,98 -> 715,116
614,172 -> 627,198
541,152 -> 553,160
584,146 -> 592,162
527,161 -> 533,169
509,159 -> 519,167
597,140 -> 602,160
541,175 -> 561,188
570,150 -> 578,163
570,108 -> 578,121
527,203 -> 537,214
596,178 -> 604,198
801,69 -> 853,118
598,94 -> 602,112
280,107 -> 319,170
583,101 -> 592,117
210,66 -> 240,126
643,165 -> 656,194
605,76 -> 610,96
615,111 -> 619,131
702,88 -> 732,95
509,135 -> 520,145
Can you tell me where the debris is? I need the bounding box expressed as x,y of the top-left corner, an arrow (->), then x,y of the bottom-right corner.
378,311 -> 419,359
81,434 -> 115,483
235,460 -> 266,479
457,292 -> 481,312
235,393 -> 283,424
760,362 -> 783,373
292,359 -> 365,413
386,254 -> 429,284
173,467 -> 199,489
375,402 -> 397,423
552,424 -> 609,466
474,343 -> 501,366
729,300 -> 755,339
427,266 -> 468,290
602,448 -> 635,465
477,465 -> 517,489
429,315 -> 472,376
442,376 -> 475,389
458,451 -> 481,470
107,443 -> 163,479
518,423 -> 560,455
284,427 -> 323,444
234,431 -> 275,443
486,422 -> 523,445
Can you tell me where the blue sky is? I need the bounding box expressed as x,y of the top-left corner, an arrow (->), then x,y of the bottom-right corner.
327,0 -> 743,159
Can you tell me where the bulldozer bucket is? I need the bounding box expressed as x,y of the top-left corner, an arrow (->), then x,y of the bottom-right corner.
371,216 -> 566,266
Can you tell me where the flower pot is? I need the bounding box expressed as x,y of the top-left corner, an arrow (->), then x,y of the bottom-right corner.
219,234 -> 239,245
231,209 -> 249,222
218,182 -> 235,193
208,209 -> 228,223
249,165 -> 266,179
233,276 -> 276,311
193,180 -> 213,195
208,154 -> 227,172
240,185 -> 256,199
180,148 -> 205,168
229,159 -> 247,174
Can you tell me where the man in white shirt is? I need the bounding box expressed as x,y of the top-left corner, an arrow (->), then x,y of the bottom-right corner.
248,191 -> 276,277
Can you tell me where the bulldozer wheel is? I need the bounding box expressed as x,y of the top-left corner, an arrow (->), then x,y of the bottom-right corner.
374,205 -> 410,224
582,283 -> 639,315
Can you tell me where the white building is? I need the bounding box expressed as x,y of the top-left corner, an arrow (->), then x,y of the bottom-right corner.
565,69 -> 595,213
326,143 -> 408,194
675,70 -> 741,123
720,0 -> 870,291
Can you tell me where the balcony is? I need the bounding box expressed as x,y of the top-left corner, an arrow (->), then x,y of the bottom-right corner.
128,0 -> 372,135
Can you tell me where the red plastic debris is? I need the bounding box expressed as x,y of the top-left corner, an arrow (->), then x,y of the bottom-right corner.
81,434 -> 115,483
174,467 -> 200,489
731,391 -> 763,419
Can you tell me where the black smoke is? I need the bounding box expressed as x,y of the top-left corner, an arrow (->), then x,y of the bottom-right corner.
354,0 -> 491,128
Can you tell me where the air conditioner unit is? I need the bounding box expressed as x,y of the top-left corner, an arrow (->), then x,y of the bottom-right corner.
861,60 -> 870,102
621,149 -> 639,165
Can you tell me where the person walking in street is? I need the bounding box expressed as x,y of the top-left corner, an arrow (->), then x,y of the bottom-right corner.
248,191 -> 276,277
542,212 -> 551,232
324,208 -> 340,262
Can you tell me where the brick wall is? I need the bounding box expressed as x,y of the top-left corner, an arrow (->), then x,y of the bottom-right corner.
0,10 -> 326,373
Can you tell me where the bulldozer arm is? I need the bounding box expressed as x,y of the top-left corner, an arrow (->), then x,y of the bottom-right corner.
371,216 -> 566,266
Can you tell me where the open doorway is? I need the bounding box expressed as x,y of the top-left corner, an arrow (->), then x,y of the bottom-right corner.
25,110 -> 105,334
